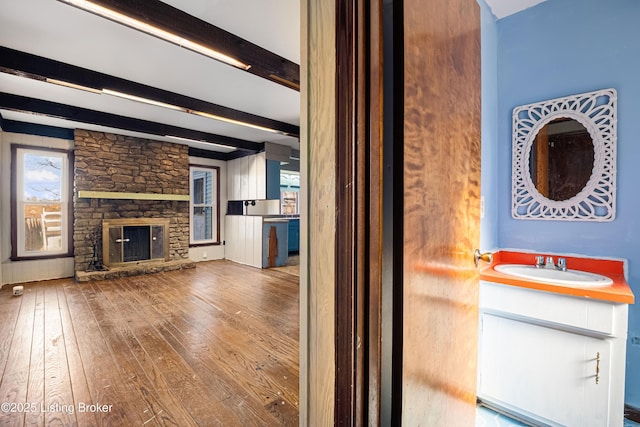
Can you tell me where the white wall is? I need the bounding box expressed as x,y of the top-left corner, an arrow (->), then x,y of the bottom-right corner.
187,156 -> 227,262
1,132 -> 75,286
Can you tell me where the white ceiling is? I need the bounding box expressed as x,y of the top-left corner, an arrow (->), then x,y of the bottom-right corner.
0,0 -> 301,154
484,0 -> 548,19
0,0 -> 545,155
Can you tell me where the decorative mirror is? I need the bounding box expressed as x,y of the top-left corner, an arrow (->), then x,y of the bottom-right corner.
511,88 -> 617,221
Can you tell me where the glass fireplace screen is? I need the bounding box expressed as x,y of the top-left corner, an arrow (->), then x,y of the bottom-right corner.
102,218 -> 170,267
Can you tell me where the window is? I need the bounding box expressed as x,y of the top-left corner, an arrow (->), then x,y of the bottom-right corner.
11,145 -> 73,259
189,165 -> 220,245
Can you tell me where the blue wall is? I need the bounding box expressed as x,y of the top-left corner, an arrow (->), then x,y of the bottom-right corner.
479,0 -> 499,251
495,0 -> 640,407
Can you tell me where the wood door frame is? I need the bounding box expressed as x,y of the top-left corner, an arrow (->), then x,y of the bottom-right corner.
333,0 -> 481,423
334,0 -> 385,424
301,0 -> 403,423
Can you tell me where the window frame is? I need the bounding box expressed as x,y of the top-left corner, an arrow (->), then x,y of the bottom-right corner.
189,164 -> 221,246
10,144 -> 74,260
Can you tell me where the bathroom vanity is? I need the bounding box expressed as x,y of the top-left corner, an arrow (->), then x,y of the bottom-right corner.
477,251 -> 634,426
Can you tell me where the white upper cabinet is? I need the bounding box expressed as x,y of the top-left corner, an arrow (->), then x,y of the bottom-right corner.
228,152 -> 270,201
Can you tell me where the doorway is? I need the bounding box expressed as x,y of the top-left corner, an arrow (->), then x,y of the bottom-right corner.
301,0 -> 482,424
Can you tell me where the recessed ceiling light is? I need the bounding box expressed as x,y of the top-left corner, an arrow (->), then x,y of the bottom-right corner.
165,135 -> 236,152
190,110 -> 284,135
102,89 -> 186,111
45,78 -> 102,94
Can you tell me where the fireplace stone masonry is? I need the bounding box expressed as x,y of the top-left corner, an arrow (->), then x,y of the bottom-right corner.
73,130 -> 193,279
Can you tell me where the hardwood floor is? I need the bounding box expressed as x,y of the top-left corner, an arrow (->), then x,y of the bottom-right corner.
0,260 -> 299,426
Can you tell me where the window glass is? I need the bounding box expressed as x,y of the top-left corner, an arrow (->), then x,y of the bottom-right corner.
12,146 -> 71,258
190,166 -> 219,244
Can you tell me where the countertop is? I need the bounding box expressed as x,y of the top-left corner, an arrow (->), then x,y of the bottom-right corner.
263,217 -> 291,223
479,250 -> 635,304
226,214 -> 299,219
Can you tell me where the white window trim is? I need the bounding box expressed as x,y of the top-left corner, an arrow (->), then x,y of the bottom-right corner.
189,165 -> 219,245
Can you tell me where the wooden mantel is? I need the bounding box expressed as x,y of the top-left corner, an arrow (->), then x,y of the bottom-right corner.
77,191 -> 190,201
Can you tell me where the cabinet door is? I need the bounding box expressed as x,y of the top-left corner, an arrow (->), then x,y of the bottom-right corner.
478,313 -> 610,426
266,159 -> 281,200
254,153 -> 267,200
227,158 -> 235,200
224,215 -> 238,263
288,219 -> 299,253
248,154 -> 259,199
229,158 -> 244,201
239,156 -> 250,200
248,216 -> 262,268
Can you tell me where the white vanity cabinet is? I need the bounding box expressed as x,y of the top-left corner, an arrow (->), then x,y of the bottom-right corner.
478,281 -> 628,426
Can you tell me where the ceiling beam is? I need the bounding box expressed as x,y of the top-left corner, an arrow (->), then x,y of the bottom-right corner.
57,0 -> 300,91
0,46 -> 299,138
0,117 -> 75,140
187,146 -> 258,161
0,92 -> 264,153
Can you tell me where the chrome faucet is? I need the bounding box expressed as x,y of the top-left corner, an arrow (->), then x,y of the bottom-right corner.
534,255 -> 567,271
544,256 -> 555,269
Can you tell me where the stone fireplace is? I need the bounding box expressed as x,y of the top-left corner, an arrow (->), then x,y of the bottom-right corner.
73,130 -> 194,281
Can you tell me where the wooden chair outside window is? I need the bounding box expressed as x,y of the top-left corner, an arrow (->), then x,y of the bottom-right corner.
41,209 -> 62,250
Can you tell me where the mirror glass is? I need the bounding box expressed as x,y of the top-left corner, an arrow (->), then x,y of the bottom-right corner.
529,118 -> 594,201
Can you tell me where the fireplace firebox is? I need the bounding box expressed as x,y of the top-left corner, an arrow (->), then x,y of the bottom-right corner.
102,218 -> 170,268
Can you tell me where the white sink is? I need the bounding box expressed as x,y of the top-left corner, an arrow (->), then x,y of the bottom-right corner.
494,264 -> 613,287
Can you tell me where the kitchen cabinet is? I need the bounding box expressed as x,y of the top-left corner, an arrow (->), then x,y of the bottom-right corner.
261,220 -> 288,267
477,281 -> 628,426
224,215 -> 262,268
225,216 -> 288,268
266,160 -> 280,200
288,218 -> 299,253
226,156 -> 236,201
227,153 -> 280,201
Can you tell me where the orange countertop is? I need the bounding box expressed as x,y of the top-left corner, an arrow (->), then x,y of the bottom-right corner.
479,251 -> 635,304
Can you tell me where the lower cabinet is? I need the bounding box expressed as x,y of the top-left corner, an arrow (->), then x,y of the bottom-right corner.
224,215 -> 262,268
225,216 -> 289,268
479,314 -> 611,425
478,281 -> 628,426
261,220 -> 288,268
288,218 -> 299,253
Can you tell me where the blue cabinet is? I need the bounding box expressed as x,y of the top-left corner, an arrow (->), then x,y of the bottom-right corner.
262,220 -> 288,268
266,160 -> 281,200
288,218 -> 300,253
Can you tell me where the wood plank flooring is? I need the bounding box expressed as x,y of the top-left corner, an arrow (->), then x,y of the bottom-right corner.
0,260 -> 299,426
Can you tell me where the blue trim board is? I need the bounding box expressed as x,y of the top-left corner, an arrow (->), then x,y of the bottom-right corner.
1,118 -> 74,140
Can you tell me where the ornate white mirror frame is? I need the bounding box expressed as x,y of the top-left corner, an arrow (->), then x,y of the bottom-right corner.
511,88 -> 617,221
